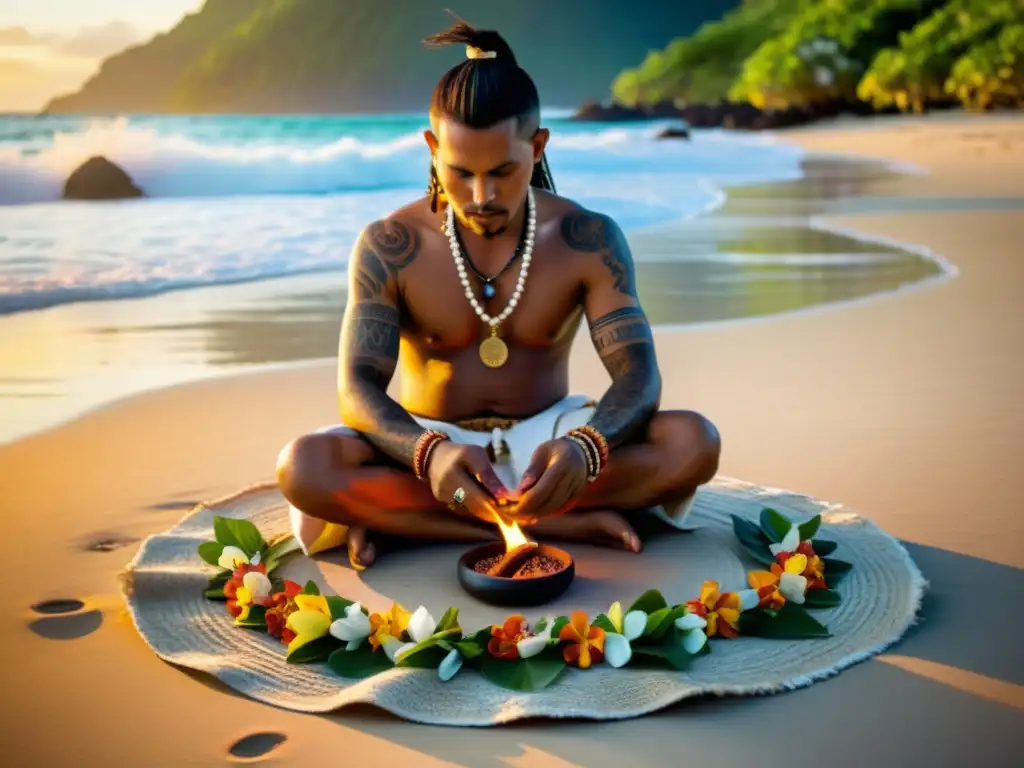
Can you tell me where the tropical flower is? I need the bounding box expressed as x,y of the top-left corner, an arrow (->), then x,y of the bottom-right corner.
218,545 -> 260,571
558,611 -> 606,669
368,602 -> 418,662
684,581 -> 746,638
603,601 -> 648,668
516,616 -> 557,659
329,602 -> 372,650
264,580 -> 302,642
488,615 -> 530,660
793,541 -> 827,590
284,593 -> 332,654
223,563 -> 269,620
674,612 -> 710,654
769,524 -> 803,557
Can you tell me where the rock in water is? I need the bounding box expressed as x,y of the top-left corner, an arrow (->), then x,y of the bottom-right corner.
656,125 -> 691,140
62,156 -> 144,200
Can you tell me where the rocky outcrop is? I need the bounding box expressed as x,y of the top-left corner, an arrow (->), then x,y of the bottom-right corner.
62,157 -> 144,201
655,125 -> 691,139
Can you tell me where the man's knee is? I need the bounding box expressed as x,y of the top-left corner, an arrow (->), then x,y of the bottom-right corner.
650,410 -> 721,487
275,432 -> 366,501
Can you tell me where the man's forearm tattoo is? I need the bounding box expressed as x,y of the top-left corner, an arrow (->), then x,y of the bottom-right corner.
339,220 -> 428,467
562,209 -> 661,448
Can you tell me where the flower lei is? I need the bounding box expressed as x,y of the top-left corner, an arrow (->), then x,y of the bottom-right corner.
197,508 -> 853,692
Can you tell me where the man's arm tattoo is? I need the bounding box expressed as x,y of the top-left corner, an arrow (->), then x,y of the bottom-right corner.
586,306 -> 661,448
560,210 -> 637,296
562,210 -> 661,448
339,220 -> 428,467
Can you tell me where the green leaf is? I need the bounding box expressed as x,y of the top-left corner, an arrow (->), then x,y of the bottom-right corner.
301,580 -> 321,596
759,508 -> 792,543
204,586 -> 226,600
642,607 -> 676,640
591,613 -> 617,634
435,607 -> 460,634
803,589 -> 842,609
287,635 -> 340,665
478,655 -> 567,692
198,541 -> 225,567
825,558 -> 853,588
741,603 -> 830,639
550,616 -> 570,639
328,646 -> 396,678
627,589 -> 668,615
234,606 -> 268,629
325,596 -> 354,620
206,570 -> 231,589
811,539 -> 838,556
630,629 -> 696,670
212,516 -> 264,556
262,535 -> 301,572
731,515 -> 776,565
454,639 -> 485,661
395,627 -> 462,668
798,514 -> 822,541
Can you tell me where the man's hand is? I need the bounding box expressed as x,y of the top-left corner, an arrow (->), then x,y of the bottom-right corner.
509,439 -> 589,524
425,441 -> 511,523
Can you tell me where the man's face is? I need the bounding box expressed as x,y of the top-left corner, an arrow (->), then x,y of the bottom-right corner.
426,117 -> 548,238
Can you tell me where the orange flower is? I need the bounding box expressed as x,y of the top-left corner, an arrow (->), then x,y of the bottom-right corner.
793,542 -> 827,590
685,580 -> 742,638
264,580 -> 303,643
747,570 -> 786,611
558,611 -> 606,668
223,562 -> 268,619
488,614 -> 529,660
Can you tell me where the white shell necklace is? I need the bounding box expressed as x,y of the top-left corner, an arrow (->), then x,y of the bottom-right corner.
446,187 -> 536,368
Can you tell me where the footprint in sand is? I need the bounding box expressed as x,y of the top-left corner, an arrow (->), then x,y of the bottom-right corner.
82,533 -> 140,552
28,598 -> 102,640
227,732 -> 287,762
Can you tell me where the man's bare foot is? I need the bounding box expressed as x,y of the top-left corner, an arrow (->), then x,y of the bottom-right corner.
529,509 -> 641,553
347,526 -> 376,570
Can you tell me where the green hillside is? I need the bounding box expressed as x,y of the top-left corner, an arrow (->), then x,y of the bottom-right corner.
44,0 -> 738,115
613,0 -> 1023,113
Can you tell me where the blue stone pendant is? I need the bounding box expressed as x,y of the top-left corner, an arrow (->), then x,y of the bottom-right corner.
482,283 -> 497,299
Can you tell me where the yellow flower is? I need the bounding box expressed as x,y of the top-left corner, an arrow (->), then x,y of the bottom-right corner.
368,602 -> 412,652
284,594 -> 332,655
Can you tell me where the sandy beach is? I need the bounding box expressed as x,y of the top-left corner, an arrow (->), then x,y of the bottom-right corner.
2,115 -> 1022,766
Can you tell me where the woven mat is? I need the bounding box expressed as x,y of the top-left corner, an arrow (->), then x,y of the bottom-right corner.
121,476 -> 925,726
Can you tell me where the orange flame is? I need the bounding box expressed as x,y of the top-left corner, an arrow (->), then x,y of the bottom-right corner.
494,512 -> 531,551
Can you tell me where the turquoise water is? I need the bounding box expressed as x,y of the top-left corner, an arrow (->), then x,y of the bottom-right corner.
0,111 -> 810,314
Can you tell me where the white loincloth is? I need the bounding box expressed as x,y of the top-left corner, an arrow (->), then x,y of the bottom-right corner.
287,394 -> 696,556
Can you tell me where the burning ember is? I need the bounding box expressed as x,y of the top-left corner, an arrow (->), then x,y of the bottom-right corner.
476,513 -> 569,580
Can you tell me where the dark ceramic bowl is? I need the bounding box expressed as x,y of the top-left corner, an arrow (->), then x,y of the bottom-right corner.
457,542 -> 575,607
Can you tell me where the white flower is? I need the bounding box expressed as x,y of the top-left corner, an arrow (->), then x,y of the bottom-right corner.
603,601 -> 649,668
769,525 -> 801,557
240,570 -> 272,602
382,635 -> 417,663
779,572 -> 808,604
406,606 -> 438,644
438,647 -> 463,681
674,612 -> 709,654
328,602 -> 372,650
218,545 -> 250,570
516,615 -> 557,659
737,589 -> 761,612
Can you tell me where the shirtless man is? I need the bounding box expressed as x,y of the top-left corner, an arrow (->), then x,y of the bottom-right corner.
276,21 -> 721,570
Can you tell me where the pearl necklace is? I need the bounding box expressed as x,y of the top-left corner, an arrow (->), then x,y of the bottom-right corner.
446,187 -> 536,368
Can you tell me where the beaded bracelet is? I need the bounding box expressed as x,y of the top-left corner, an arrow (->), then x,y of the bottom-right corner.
565,433 -> 600,482
568,425 -> 610,469
413,430 -> 450,481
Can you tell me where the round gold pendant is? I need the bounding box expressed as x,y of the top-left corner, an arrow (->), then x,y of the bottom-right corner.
479,334 -> 509,368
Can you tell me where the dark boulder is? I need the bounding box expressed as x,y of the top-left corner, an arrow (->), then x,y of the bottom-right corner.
571,100 -> 658,122
62,156 -> 144,200
656,125 -> 691,139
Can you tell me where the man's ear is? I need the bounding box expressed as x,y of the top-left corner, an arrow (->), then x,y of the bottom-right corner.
532,128 -> 550,163
423,129 -> 439,155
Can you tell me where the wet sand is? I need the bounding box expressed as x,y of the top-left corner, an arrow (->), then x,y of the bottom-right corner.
1,115 -> 1022,766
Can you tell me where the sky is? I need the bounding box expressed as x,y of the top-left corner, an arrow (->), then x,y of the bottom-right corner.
0,0 -> 204,111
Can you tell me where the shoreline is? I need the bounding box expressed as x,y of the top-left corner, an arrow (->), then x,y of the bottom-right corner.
0,138 -> 957,446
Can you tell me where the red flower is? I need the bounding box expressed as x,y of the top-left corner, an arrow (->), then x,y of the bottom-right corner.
264,580 -> 303,643
223,562 -> 268,618
488,615 -> 529,660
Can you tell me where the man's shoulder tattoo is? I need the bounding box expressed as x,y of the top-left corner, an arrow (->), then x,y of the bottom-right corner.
560,209 -> 636,296
353,219 -> 422,301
